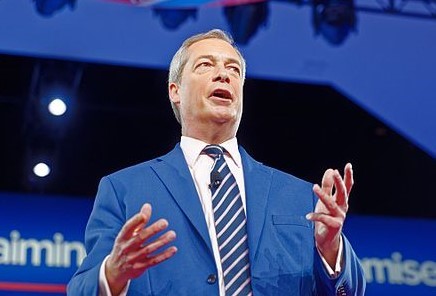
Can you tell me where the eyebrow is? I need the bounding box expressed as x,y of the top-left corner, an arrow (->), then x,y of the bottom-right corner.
195,55 -> 241,67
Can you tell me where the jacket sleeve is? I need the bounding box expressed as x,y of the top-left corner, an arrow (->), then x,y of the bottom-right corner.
67,176 -> 127,295
314,234 -> 366,296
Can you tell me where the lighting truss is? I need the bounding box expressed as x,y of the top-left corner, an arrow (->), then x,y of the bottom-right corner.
294,0 -> 436,20
359,0 -> 436,19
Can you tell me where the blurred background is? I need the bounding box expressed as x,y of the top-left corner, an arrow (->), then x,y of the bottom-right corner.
0,0 -> 435,295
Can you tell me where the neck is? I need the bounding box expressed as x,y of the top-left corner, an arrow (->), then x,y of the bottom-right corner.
182,122 -> 237,144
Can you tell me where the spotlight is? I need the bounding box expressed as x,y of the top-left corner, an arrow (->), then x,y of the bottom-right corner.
48,98 -> 67,116
29,60 -> 83,127
153,8 -> 197,30
312,0 -> 357,45
223,1 -> 269,45
25,138 -> 58,190
33,162 -> 51,178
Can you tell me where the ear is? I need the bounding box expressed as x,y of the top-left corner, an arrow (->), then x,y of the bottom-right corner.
169,82 -> 180,105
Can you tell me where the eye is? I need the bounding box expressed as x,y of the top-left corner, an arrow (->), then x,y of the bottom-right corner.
228,65 -> 241,75
197,61 -> 212,68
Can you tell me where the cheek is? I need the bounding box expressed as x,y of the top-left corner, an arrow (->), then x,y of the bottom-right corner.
236,89 -> 243,107
233,82 -> 243,99
187,84 -> 207,107
180,87 -> 203,114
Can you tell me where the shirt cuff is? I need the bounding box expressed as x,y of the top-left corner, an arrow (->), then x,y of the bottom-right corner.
98,255 -> 130,296
316,235 -> 343,279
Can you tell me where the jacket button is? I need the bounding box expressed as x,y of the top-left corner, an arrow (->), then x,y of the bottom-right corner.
207,274 -> 217,284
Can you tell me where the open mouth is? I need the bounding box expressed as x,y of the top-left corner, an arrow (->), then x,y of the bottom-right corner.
210,89 -> 232,100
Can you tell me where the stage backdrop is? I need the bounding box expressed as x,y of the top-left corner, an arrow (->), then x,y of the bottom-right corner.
0,192 -> 435,295
0,0 -> 435,158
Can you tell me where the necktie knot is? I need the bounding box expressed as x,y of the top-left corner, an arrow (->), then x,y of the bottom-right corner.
203,145 -> 224,160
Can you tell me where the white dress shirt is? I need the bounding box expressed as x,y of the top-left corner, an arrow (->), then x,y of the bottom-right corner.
98,136 -> 342,295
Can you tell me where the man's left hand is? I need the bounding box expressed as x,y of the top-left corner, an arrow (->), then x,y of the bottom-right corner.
306,163 -> 354,268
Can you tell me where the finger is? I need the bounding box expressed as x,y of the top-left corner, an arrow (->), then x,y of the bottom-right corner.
305,212 -> 343,230
344,163 -> 354,196
122,219 -> 170,255
117,204 -> 152,242
128,230 -> 176,263
321,169 -> 335,195
135,203 -> 153,234
118,246 -> 178,280
133,246 -> 178,271
313,184 -> 344,218
333,170 -> 347,207
142,230 -> 176,255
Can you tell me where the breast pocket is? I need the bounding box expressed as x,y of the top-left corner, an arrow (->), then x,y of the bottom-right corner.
272,215 -> 312,227
271,214 -> 313,257
251,214 -> 315,293
268,215 -> 314,272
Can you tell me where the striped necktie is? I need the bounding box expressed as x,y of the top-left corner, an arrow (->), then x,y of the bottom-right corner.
203,145 -> 252,296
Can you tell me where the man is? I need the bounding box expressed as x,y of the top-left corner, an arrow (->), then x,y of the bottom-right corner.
68,29 -> 366,295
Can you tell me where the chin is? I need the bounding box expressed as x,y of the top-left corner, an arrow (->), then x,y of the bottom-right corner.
210,110 -> 234,121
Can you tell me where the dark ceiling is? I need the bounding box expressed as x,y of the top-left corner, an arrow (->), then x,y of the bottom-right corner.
1,54 -> 435,219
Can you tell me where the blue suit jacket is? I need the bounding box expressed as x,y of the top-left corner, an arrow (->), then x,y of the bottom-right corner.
68,144 -> 365,295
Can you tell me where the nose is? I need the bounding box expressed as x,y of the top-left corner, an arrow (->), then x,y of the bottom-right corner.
213,65 -> 230,83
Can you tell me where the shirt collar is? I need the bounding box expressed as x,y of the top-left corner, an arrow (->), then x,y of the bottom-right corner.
180,136 -> 242,169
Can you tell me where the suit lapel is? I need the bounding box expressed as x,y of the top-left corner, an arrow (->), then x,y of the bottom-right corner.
240,147 -> 273,265
151,144 -> 213,254
150,144 -> 272,264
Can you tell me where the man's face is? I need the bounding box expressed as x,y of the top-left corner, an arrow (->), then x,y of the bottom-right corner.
169,38 -> 244,134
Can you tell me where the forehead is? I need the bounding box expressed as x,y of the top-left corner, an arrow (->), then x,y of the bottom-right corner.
185,38 -> 241,64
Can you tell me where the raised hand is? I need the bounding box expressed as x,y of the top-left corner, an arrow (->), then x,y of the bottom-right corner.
306,163 -> 354,267
105,203 -> 177,295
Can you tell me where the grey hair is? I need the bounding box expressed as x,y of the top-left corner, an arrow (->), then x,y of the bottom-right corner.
168,29 -> 246,124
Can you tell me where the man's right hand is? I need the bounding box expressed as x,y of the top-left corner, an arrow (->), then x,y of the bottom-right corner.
105,203 -> 177,295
